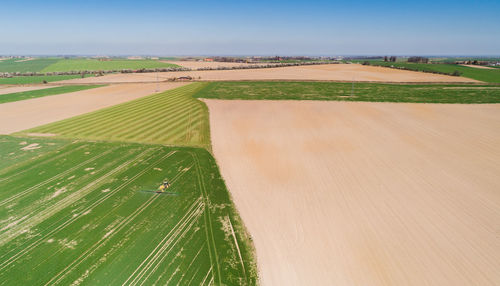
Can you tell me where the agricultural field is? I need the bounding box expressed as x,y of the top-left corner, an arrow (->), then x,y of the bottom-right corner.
0,136 -> 67,170
0,75 -> 93,85
195,81 -> 500,103
0,58 -> 180,73
20,83 -> 211,149
54,64 -> 478,85
41,59 -> 180,72
0,83 -> 188,134
0,85 -> 102,104
0,58 -> 59,73
206,99 -> 500,285
0,135 -> 257,285
356,61 -> 500,83
430,57 -> 500,63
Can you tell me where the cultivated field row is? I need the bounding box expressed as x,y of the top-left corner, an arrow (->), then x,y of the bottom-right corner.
20,83 -> 211,149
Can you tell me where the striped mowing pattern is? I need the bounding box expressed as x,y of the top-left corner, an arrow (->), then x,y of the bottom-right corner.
22,83 -> 211,149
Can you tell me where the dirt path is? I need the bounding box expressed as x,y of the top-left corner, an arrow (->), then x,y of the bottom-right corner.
0,85 -> 59,96
56,64 -> 478,84
0,82 -> 187,134
205,99 -> 500,286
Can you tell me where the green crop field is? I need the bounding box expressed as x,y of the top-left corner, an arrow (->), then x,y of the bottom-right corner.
352,61 -> 500,83
0,58 -> 59,73
0,136 -> 68,170
430,57 -> 500,63
20,83 -> 211,149
41,59 -> 180,72
0,136 -> 257,285
0,75 -> 93,85
0,85 -> 103,104
194,81 -> 500,104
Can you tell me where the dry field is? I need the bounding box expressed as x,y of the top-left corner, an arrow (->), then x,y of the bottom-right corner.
0,85 -> 59,95
0,82 -> 187,134
205,99 -> 500,285
164,60 -> 259,69
56,64 -> 478,84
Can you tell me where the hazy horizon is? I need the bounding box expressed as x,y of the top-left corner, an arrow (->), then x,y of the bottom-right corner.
1,0 -> 499,56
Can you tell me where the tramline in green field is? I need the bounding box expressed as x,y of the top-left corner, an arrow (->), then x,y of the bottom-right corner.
0,136 -> 257,285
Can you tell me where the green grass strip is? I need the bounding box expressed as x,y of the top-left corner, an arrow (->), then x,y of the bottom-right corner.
350,61 -> 500,83
0,85 -> 103,104
0,74 -> 94,85
194,81 -> 500,104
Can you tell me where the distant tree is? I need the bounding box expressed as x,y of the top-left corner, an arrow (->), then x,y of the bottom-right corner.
389,56 -> 397,62
408,56 -> 429,63
384,56 -> 388,62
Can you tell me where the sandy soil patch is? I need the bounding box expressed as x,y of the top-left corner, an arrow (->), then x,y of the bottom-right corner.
0,85 -> 60,96
460,64 -> 496,69
0,82 -> 187,134
164,60 -> 258,69
55,64 -> 478,84
206,99 -> 500,286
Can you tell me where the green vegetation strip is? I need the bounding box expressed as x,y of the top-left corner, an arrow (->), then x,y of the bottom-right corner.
21,83 -> 211,149
0,85 -> 103,104
194,81 -> 500,104
0,135 -> 257,285
42,59 -> 179,72
352,61 -> 500,83
0,58 -> 59,73
0,74 -> 94,85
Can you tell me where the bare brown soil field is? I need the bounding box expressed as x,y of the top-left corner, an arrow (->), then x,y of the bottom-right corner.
460,64 -> 496,69
164,60 -> 259,69
205,99 -> 500,286
56,64 -> 478,84
0,85 -> 59,95
0,82 -> 187,134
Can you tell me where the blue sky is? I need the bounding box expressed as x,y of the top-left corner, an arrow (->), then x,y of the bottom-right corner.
1,0 -> 499,55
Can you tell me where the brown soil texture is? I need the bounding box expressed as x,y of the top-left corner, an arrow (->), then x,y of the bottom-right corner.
56,64 -> 478,84
0,82 -> 187,134
164,60 -> 259,69
205,99 -> 500,286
